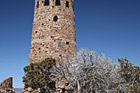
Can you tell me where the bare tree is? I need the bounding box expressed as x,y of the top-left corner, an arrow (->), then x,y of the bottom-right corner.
50,49 -> 130,93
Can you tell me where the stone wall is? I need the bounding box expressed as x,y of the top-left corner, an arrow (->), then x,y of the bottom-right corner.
0,77 -> 15,93
29,0 -> 77,64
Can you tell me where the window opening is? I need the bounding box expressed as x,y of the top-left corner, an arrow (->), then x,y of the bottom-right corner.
37,0 -> 39,8
55,0 -> 61,6
44,0 -> 49,6
66,42 -> 69,45
53,16 -> 58,22
66,0 -> 69,8
58,41 -> 61,47
35,31 -> 38,34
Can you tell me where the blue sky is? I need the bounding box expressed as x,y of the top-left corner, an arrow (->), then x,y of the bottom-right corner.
0,0 -> 140,88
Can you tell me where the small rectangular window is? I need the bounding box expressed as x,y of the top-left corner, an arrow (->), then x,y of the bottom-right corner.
58,41 -> 61,47
56,0 -> 61,6
44,0 -> 49,6
37,1 -> 39,8
66,1 -> 69,8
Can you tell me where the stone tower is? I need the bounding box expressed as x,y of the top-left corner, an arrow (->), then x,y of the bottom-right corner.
29,0 -> 77,64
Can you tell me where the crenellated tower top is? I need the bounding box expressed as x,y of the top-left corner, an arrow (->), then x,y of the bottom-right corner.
34,0 -> 74,8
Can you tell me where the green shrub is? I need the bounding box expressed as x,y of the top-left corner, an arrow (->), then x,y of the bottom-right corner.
119,57 -> 140,92
22,58 -> 56,92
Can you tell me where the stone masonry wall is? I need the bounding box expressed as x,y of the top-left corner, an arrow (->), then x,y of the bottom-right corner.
29,0 -> 77,64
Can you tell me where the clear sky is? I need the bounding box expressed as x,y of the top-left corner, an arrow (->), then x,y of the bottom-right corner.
0,0 -> 140,88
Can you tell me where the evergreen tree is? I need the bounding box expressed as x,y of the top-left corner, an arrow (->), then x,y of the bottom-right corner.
23,58 -> 55,92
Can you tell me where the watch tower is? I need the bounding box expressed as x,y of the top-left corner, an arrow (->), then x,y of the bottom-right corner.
29,0 -> 77,64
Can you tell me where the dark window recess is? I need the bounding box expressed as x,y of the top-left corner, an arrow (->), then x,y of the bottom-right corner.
37,0 -> 39,8
53,16 -> 58,22
44,0 -> 49,6
35,31 -> 38,34
58,41 -> 61,47
66,1 -> 69,8
66,42 -> 69,45
55,0 -> 61,6
72,3 -> 74,11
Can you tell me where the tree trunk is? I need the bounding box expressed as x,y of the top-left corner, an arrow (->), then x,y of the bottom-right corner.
77,81 -> 81,93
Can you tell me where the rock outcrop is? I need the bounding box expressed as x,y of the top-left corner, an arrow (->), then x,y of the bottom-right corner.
0,77 -> 15,93
0,77 -> 13,88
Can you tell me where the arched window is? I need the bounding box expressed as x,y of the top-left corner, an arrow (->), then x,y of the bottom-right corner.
53,16 -> 58,22
44,0 -> 49,6
55,0 -> 61,6
66,0 -> 69,8
66,42 -> 69,45
37,0 -> 39,8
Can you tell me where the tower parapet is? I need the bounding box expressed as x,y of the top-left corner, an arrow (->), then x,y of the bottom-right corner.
29,0 -> 77,64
